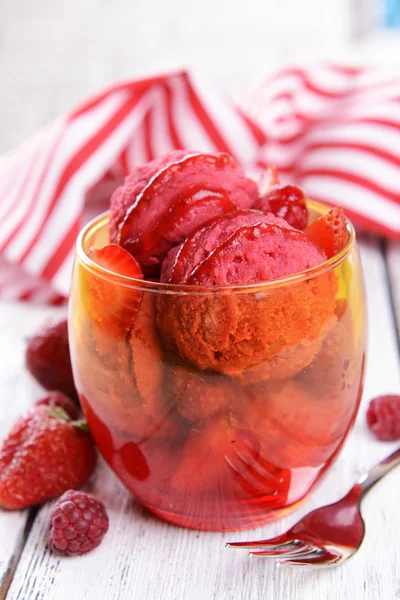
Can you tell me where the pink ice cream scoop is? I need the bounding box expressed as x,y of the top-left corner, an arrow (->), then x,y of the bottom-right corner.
161,210 -> 322,286
109,151 -> 258,276
161,209 -> 289,284
109,150 -> 189,245
157,211 -> 337,377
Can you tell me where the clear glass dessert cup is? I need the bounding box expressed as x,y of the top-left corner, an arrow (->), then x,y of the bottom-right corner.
68,200 -> 367,532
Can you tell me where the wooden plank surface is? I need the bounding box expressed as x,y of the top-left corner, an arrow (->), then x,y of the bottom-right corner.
0,303 -> 64,598
1,238 -> 399,600
386,241 -> 400,337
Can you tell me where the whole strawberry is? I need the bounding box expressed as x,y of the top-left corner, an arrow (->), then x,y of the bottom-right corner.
25,317 -> 77,400
35,391 -> 80,421
49,490 -> 109,556
0,405 -> 96,510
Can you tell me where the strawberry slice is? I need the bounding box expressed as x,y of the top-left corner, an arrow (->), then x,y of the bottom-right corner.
87,244 -> 143,338
304,207 -> 348,258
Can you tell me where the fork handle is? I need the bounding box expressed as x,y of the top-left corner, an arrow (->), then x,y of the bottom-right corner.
357,446 -> 400,499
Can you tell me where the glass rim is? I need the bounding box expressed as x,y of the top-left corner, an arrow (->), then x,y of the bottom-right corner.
76,200 -> 356,296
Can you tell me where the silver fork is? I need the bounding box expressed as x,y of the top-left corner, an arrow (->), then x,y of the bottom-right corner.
226,447 -> 400,568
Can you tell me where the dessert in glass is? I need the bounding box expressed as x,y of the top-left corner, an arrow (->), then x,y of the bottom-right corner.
68,152 -> 366,531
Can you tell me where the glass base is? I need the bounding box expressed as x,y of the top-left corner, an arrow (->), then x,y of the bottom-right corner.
142,498 -> 307,532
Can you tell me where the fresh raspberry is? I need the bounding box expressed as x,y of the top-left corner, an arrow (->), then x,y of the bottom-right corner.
255,185 -> 308,230
25,318 -> 77,400
0,405 -> 96,510
255,166 -> 308,230
366,395 -> 400,441
49,490 -> 108,556
35,391 -> 80,421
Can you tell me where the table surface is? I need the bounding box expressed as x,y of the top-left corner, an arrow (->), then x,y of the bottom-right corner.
0,236 -> 399,600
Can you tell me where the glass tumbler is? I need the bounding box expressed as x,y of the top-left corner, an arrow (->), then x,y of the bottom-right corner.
69,200 -> 366,531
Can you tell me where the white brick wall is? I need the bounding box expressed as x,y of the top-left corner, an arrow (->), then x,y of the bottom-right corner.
0,0 -> 387,153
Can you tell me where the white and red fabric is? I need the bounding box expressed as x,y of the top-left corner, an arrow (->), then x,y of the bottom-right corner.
0,66 -> 399,304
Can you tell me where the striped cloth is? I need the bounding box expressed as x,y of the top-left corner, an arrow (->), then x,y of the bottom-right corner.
0,66 -> 399,304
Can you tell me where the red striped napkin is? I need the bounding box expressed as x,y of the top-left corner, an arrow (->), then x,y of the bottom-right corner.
0,66 -> 399,304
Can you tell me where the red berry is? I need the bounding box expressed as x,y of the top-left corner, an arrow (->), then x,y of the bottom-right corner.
26,318 -> 77,400
0,405 -> 96,510
366,395 -> 400,441
88,244 -> 143,338
304,206 -> 348,259
255,185 -> 308,230
49,490 -> 108,556
35,391 -> 80,421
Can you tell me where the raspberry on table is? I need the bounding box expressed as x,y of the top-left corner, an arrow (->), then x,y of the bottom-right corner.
49,490 -> 109,556
366,394 -> 400,441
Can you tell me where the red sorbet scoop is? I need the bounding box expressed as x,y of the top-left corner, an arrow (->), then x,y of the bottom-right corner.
109,151 -> 258,275
157,211 -> 337,376
109,150 -> 189,244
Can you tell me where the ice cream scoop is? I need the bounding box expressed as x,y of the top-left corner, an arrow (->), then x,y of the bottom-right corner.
109,150 -> 189,243
167,362 -> 234,422
242,379 -> 356,468
161,209 -> 289,284
110,151 -> 258,275
157,211 -> 337,376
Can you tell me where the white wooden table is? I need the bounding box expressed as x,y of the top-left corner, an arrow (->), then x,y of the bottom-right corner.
0,236 -> 399,600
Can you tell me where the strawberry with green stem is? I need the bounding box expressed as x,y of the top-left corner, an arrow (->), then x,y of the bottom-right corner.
0,402 -> 96,510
